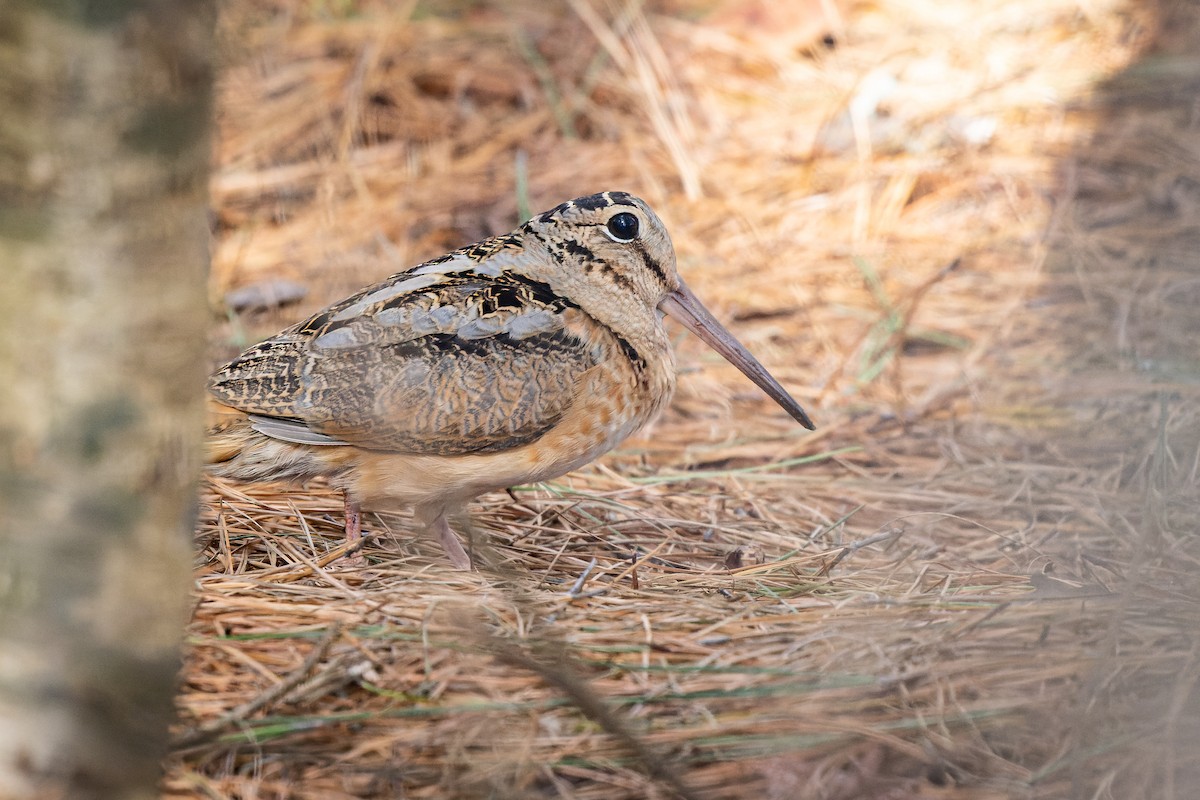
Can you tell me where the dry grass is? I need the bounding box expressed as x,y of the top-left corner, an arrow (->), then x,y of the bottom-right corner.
170,0 -> 1200,797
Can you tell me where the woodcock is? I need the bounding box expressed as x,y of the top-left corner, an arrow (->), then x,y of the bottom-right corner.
208,192 -> 814,569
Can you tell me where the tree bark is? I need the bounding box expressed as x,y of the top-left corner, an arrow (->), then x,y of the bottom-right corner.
0,1 -> 213,796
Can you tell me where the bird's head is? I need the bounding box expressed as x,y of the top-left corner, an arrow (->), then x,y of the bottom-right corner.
521,192 -> 814,429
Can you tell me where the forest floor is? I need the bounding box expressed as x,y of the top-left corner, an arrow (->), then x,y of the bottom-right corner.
169,1 -> 1199,797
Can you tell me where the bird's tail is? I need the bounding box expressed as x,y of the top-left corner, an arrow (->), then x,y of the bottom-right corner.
204,399 -> 331,484
205,399 -> 255,465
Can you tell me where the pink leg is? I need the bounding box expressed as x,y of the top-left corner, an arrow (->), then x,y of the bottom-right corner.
431,513 -> 472,571
343,492 -> 365,561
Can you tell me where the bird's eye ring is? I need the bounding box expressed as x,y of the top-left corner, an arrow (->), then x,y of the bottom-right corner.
604,212 -> 640,242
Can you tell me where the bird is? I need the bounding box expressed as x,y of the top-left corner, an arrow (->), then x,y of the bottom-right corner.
207,191 -> 814,569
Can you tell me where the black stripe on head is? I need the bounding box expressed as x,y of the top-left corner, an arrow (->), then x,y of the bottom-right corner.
536,201 -> 572,223
631,239 -> 669,288
562,238 -> 596,262
604,191 -> 638,208
557,237 -> 635,293
571,193 -> 610,211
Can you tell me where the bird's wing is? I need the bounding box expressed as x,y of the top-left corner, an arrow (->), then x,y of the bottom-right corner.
209,255 -> 600,456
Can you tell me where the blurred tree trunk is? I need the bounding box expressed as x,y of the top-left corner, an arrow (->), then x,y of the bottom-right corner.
0,1 -> 213,797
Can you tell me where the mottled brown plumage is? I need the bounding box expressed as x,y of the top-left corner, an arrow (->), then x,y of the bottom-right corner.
208,192 -> 813,568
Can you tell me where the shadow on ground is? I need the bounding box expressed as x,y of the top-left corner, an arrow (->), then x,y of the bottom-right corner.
1037,0 -> 1200,794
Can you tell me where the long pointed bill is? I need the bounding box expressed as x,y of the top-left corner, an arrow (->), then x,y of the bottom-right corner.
660,281 -> 815,430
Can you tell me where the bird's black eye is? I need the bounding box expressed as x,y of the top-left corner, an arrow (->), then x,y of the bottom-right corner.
605,212 -> 640,242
